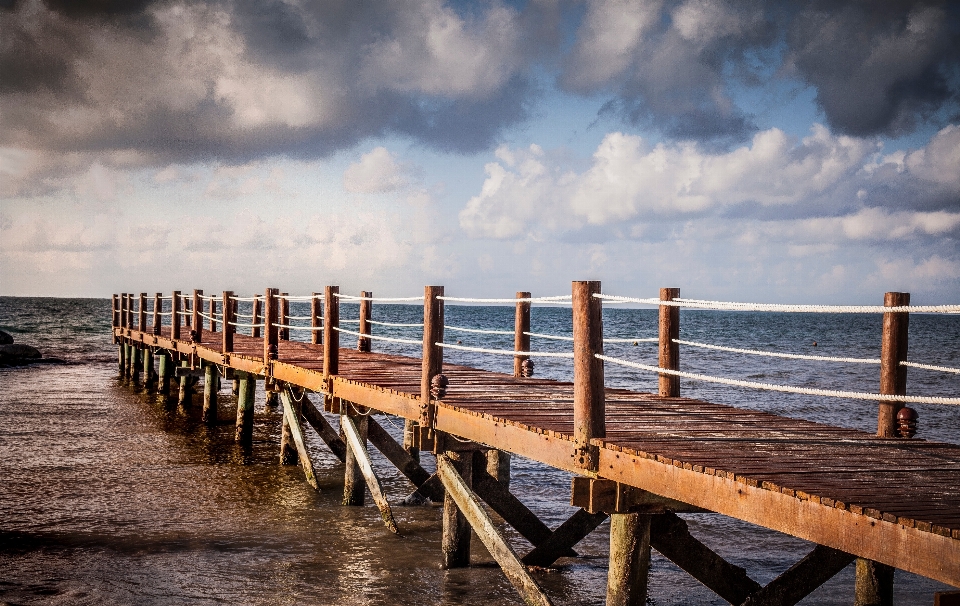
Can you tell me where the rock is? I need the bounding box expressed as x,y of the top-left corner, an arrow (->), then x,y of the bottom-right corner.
0,330 -> 13,345
0,343 -> 42,366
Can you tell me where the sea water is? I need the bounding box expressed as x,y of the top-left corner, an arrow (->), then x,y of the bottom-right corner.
1,296 -> 957,605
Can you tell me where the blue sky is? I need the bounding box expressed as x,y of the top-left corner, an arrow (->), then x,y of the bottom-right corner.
2,0 -> 958,303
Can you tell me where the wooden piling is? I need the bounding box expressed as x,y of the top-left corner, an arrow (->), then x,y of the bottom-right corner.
420,286 -> 444,433
342,405 -> 369,506
855,558 -> 894,606
607,513 -> 652,606
157,351 -> 170,396
878,292 -> 910,437
143,347 -> 154,391
279,388 -> 319,489
171,290 -> 181,340
279,293 -> 289,341
357,291 -> 372,352
251,295 -> 261,338
178,359 -> 194,407
192,289 -> 202,342
280,384 -> 300,465
341,413 -> 398,533
131,345 -> 141,385
152,293 -> 161,336
441,449 -> 472,569
202,363 -> 219,425
222,291 -> 234,354
311,292 -> 322,345
235,371 -> 255,445
659,287 -> 680,397
118,343 -> 125,376
138,293 -> 147,332
572,280 -> 604,471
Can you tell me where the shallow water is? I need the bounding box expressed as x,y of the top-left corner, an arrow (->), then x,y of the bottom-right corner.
1,297 -> 957,605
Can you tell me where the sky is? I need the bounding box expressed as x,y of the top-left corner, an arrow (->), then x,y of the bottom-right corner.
1,0 -> 959,304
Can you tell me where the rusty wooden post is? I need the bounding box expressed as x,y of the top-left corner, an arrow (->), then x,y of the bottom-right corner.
572,280 -> 604,471
419,286 -> 444,436
127,293 -> 134,330
138,293 -> 146,332
607,513 -> 653,606
157,350 -> 171,396
441,449 -> 473,569
514,291 -> 531,376
251,295 -> 261,338
120,293 -> 127,331
659,287 -> 680,397
323,286 -> 340,376
171,290 -> 181,340
263,288 -> 279,364
143,346 -> 154,391
357,291 -> 372,352
192,289 -> 202,342
209,298 -> 218,332
202,362 -> 219,425
112,294 -> 119,330
878,292 -> 910,437
235,371 -> 255,445
222,291 -> 234,354
342,405 -> 369,505
279,293 -> 289,341
152,293 -> 161,336
311,292 -> 322,345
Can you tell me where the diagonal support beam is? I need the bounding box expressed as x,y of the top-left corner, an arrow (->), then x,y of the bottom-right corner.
472,463 -> 576,558
300,395 -> 347,463
436,454 -> 554,606
650,512 -> 761,605
368,416 -> 433,488
741,544 -> 855,606
521,508 -> 609,567
279,388 -> 319,490
341,414 -> 400,535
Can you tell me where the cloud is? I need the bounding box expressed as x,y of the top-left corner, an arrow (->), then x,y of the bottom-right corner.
460,123 -> 960,238
343,147 -> 407,194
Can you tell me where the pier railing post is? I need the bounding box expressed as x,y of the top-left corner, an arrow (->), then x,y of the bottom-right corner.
420,285 -> 444,442
192,289 -> 202,342
171,291 -> 181,340
357,291 -> 372,352
251,294 -> 261,338
152,293 -> 161,336
659,288 -> 680,398
263,288 -> 279,363
279,292 -> 289,341
138,293 -> 147,333
513,291 -> 531,377
311,292 -> 322,345
878,292 -> 909,437
127,293 -> 134,330
222,291 -> 234,354
323,286 -> 340,413
112,294 -> 119,331
210,297 -> 218,332
572,280 -> 604,471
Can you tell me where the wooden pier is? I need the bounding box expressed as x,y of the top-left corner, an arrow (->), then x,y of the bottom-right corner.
111,285 -> 960,606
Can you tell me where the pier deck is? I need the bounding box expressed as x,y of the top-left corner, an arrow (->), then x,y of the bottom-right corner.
118,323 -> 960,589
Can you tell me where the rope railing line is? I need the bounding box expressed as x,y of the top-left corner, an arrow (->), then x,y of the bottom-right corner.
673,339 -> 881,364
231,296 -> 260,302
437,342 -> 574,358
286,315 -> 316,321
525,331 -> 573,341
606,337 -> 659,343
445,325 -> 514,336
275,295 -> 318,301
155,311 -> 173,316
274,323 -> 323,331
334,294 -> 424,302
901,361 -> 960,375
594,293 -> 960,313
176,310 -> 191,316
333,327 -> 422,346
235,312 -> 255,319
595,354 -> 960,405
197,294 -> 218,301
197,312 -> 223,323
368,320 -> 423,328
438,295 -> 572,304
228,321 -> 265,329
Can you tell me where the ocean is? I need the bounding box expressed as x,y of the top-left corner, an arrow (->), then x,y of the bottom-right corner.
1,296 -> 957,605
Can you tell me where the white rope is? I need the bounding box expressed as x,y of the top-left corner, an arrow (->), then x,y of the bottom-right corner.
368,319 -> 423,328
228,321 -> 265,329
438,295 -> 572,304
594,294 -> 662,305
197,312 -> 222,322
275,324 -> 323,331
606,337 -> 658,343
674,339 -> 881,364
437,342 -> 574,358
235,312 -> 254,319
445,325 -> 514,336
285,315 -> 315,320
334,294 -> 424,302
594,294 -> 960,313
275,295 -> 317,301
525,331 -> 572,341
155,311 -> 173,316
595,354 -> 960,405
176,310 -> 191,316
333,327 -> 422,346
231,296 -> 259,302
159,296 -> 173,300
197,294 -> 218,301
902,361 -> 960,374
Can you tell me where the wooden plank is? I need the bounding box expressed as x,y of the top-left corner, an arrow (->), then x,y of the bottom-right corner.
436,454 -> 555,606
340,413 -> 400,535
332,376 -> 422,420
280,389 -> 319,490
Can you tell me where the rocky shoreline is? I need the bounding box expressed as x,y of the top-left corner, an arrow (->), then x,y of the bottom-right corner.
0,329 -> 66,367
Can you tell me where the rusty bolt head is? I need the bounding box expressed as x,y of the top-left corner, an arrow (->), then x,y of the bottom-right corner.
190,329 -> 200,343
268,344 -> 278,360
897,406 -> 918,438
430,373 -> 448,399
521,358 -> 534,377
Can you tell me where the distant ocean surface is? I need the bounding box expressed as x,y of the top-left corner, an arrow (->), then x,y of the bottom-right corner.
1,296 -> 958,605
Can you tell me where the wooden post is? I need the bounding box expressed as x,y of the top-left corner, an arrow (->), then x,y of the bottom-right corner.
855,559 -> 895,606
342,406 -> 369,506
127,293 -> 134,329
143,347 -> 154,391
572,280 -> 604,471
607,513 -> 653,606
659,287 -> 680,397
171,290 -> 181,340
420,286 -> 444,432
235,371 -> 255,445
441,449 -> 472,569
209,297 -> 218,332
251,295 -> 261,338
878,292 -> 910,437
157,351 -> 170,396
340,413 -> 399,533
120,293 -> 127,330
279,388 -> 320,490
118,342 -> 125,376
192,289 -> 202,342
152,293 -> 161,336
279,293 -> 289,341
513,291 -> 531,376
222,291 -> 234,354
131,345 -> 141,385
280,384 -> 300,465
311,292 -> 322,345
357,291 -> 372,352
178,359 -> 193,406
136,293 -> 145,332
263,288 -> 279,363
112,294 -> 119,330
202,363 -> 219,425
323,286 -> 339,377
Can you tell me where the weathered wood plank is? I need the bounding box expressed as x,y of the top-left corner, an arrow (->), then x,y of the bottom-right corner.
280,388 -> 319,490
340,413 -> 400,535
